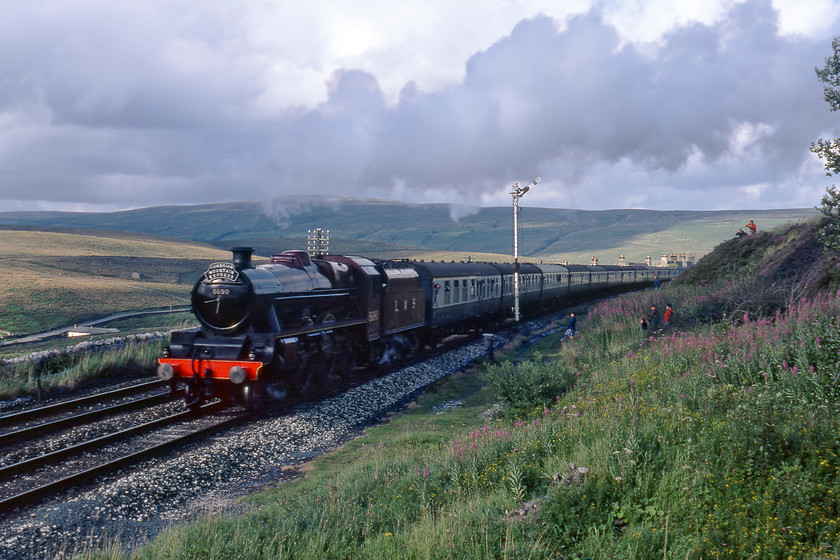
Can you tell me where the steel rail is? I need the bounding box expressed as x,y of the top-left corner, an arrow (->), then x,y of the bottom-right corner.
0,402 -> 227,480
0,403 -> 246,513
0,391 -> 176,446
0,379 -> 164,428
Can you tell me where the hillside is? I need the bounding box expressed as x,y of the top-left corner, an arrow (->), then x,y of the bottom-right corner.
675,216 -> 840,302
0,227 -> 229,335
0,198 -> 817,264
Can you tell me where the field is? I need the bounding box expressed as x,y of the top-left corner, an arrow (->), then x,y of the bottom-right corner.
0,228 -> 229,336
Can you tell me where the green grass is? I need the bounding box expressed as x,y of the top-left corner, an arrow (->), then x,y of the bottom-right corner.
79,218 -> 840,560
102,288 -> 839,559
0,337 -> 166,399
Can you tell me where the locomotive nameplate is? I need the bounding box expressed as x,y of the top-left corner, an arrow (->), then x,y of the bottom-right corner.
204,262 -> 240,283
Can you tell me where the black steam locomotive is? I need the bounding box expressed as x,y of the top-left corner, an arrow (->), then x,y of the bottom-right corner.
157,247 -> 681,409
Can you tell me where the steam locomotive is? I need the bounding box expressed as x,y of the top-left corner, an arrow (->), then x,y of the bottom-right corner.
157,247 -> 681,409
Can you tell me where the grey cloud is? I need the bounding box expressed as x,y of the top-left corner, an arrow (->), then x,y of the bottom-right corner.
0,0 -> 836,212
336,2 -> 833,205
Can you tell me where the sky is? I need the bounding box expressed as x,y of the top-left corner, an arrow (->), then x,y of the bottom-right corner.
1,0 -> 840,217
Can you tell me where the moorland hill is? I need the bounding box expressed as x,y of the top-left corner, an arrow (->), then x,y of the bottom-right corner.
0,198 -> 817,265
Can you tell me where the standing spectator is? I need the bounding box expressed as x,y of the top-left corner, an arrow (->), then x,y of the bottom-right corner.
663,304 -> 674,328
565,313 -> 577,337
649,306 -> 660,330
745,220 -> 757,234
640,316 -> 648,334
653,274 -> 660,290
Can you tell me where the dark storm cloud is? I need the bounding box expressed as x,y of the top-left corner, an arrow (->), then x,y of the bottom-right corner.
356,2 -> 832,201
0,0 -> 836,211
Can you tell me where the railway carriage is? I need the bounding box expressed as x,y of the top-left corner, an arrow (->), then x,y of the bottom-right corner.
534,263 -> 570,308
489,263 -> 543,317
412,261 -> 503,333
565,265 -> 592,296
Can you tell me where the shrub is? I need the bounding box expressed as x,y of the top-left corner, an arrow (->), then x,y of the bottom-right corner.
482,357 -> 575,416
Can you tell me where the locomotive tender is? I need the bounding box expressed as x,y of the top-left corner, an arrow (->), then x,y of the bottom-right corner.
157,247 -> 681,409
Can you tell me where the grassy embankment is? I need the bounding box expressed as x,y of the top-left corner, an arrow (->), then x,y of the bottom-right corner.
80,217 -> 840,559
0,337 -> 170,399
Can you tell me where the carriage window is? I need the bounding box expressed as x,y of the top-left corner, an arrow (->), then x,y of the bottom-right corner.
444,280 -> 451,305
453,280 -> 460,303
462,280 -> 468,301
471,279 -> 476,300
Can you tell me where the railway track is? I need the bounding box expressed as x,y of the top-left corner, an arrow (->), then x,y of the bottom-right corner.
0,381 -> 249,514
0,379 -> 168,430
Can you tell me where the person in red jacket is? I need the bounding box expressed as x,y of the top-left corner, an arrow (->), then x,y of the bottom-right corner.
663,304 -> 674,328
745,220 -> 757,234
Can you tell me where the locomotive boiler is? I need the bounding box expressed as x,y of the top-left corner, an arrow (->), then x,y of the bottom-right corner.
158,247 -> 681,410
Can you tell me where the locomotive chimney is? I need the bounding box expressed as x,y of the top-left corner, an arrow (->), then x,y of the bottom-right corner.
231,247 -> 254,270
